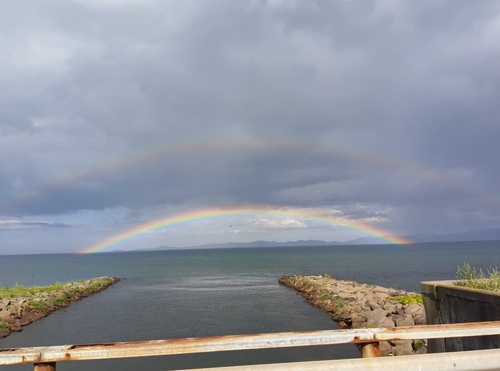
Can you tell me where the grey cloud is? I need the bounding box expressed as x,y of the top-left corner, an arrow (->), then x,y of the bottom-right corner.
0,0 -> 499,242
0,220 -> 71,229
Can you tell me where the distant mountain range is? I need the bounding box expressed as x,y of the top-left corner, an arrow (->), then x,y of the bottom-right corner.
147,228 -> 500,251
153,237 -> 379,251
403,228 -> 500,243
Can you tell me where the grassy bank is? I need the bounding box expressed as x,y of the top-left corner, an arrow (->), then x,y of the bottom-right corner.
455,263 -> 500,291
0,277 -> 113,299
0,277 -> 119,338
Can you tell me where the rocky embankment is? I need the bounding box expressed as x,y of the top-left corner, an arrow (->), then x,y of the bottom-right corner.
279,275 -> 427,356
0,277 -> 120,339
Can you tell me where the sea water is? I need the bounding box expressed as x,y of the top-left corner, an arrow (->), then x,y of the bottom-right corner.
0,241 -> 499,370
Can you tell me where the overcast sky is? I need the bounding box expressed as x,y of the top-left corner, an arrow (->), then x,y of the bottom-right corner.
1,0 -> 499,254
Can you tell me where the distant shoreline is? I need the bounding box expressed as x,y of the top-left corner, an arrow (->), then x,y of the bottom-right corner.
111,237 -> 500,253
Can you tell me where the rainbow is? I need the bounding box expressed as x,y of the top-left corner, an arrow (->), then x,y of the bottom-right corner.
80,205 -> 412,253
2,136 -> 498,215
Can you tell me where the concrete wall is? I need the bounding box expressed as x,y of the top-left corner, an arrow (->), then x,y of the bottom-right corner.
421,280 -> 500,353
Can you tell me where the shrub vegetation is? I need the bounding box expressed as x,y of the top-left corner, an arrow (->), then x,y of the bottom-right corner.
455,262 -> 500,291
388,294 -> 423,305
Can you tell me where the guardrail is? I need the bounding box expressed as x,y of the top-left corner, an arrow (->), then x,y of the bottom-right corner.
2,321 -> 500,370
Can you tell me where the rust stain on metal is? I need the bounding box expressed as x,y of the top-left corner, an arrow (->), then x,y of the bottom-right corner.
161,335 -> 229,344
68,343 -> 116,349
2,321 -> 500,367
386,321 -> 500,332
169,333 -> 276,342
373,334 -> 404,341
0,348 -> 20,353
360,342 -> 380,358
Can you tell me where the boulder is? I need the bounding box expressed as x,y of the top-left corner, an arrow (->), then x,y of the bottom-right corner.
373,292 -> 389,301
0,328 -> 9,338
396,314 -> 415,327
350,313 -> 365,323
367,300 -> 381,310
9,323 -> 22,332
383,302 -> 397,313
414,346 -> 427,355
379,317 -> 395,328
395,308 -> 406,316
393,343 -> 413,356
414,312 -> 427,326
351,320 -> 366,329
388,290 -> 404,296
391,314 -> 402,324
367,308 -> 389,327
338,321 -> 348,328
392,339 -> 413,345
323,304 -> 336,312
1,314 -> 15,324
351,304 -> 363,313
337,292 -> 357,301
330,312 -> 341,321
405,302 -> 423,316
359,309 -> 372,320
355,294 -> 367,302
379,341 -> 392,357
313,299 -> 322,306
0,310 -> 12,321
17,307 -> 39,326
339,308 -> 352,320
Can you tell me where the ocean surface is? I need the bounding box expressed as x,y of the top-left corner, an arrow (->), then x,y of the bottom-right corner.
0,241 -> 499,370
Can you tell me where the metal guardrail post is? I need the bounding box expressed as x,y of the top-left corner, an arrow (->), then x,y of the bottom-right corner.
360,342 -> 380,357
34,362 -> 56,371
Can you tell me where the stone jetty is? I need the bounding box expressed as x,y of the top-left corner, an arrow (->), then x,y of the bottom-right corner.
279,275 -> 427,356
0,277 -> 120,339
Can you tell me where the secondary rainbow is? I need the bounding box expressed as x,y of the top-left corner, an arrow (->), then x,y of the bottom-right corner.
3,136 -> 498,216
80,205 -> 412,254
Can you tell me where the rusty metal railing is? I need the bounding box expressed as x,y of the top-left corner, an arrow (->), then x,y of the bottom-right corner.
2,321 -> 500,370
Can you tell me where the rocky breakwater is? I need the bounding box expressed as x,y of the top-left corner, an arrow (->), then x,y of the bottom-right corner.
0,276 -> 120,339
279,275 -> 427,356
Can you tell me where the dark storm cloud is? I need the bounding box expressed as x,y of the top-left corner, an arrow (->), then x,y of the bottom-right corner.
0,0 -> 499,237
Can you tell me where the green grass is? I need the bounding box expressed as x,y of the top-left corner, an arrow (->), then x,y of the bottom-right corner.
0,277 -> 114,302
414,340 -> 426,350
27,299 -> 50,312
0,321 -> 10,330
0,282 -> 67,299
319,291 -> 330,299
455,263 -> 500,291
334,298 -> 347,315
388,294 -> 423,305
